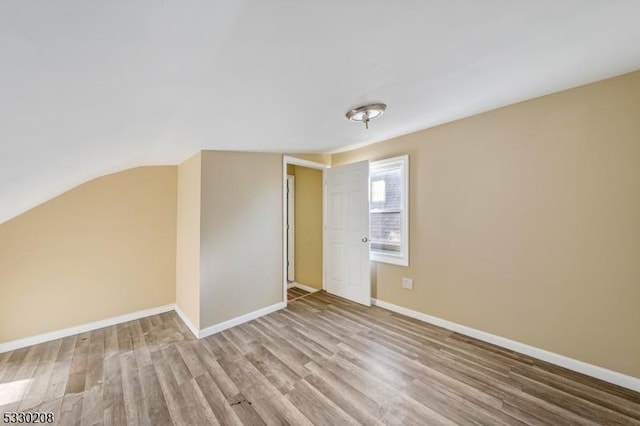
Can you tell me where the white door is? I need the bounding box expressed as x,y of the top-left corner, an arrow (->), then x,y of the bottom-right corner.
287,175 -> 295,281
325,160 -> 371,305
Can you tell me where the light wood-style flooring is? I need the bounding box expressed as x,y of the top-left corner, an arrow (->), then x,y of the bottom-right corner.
1,291 -> 639,425
287,287 -> 311,301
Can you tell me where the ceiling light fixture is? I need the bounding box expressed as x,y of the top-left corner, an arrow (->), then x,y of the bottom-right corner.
345,103 -> 387,129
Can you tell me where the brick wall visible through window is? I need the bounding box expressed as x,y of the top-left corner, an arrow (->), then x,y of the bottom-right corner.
370,167 -> 401,252
369,155 -> 408,265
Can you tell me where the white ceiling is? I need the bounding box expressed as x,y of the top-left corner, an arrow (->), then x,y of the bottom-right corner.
1,1 -> 640,224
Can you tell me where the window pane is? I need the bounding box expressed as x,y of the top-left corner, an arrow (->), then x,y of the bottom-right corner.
371,180 -> 386,202
370,168 -> 402,211
371,242 -> 401,253
369,155 -> 408,266
370,211 -> 401,253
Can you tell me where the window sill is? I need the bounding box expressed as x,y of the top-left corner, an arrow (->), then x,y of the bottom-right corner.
371,253 -> 408,267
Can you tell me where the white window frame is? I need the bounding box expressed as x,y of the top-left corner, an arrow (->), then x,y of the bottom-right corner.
369,155 -> 409,266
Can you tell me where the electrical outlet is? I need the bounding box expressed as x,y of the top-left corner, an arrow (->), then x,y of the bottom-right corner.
402,277 -> 413,290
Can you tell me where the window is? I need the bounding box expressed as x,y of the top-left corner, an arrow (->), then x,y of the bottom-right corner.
369,155 -> 409,266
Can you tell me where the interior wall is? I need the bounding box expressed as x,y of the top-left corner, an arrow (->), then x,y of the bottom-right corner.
199,151 -> 283,328
175,152 -> 202,329
286,153 -> 331,166
293,166 -> 323,289
0,167 -> 177,343
332,70 -> 640,378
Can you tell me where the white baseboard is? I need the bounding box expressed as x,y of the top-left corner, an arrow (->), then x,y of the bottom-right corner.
0,301 -> 287,354
290,282 -> 321,294
12,296 -> 633,393
198,302 -> 286,338
371,298 -> 640,392
0,300 -> 287,353
287,282 -> 296,289
174,304 -> 200,339
0,304 -> 175,354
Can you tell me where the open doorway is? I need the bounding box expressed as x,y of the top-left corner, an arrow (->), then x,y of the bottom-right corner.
283,156 -> 328,304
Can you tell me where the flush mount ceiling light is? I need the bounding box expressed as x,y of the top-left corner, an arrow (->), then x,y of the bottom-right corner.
345,103 -> 387,129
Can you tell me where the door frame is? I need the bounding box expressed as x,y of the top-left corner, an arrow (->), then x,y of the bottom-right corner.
282,156 -> 329,305
286,174 -> 295,282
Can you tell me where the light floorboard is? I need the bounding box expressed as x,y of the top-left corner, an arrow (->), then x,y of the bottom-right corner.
0,291 -> 638,425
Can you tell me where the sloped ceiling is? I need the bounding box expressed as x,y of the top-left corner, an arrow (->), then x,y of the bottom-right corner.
1,0 -> 640,224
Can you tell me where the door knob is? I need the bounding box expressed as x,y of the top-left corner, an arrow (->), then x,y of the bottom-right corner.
361,237 -> 369,243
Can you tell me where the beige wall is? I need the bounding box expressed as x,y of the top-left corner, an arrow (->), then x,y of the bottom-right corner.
2,70 -> 637,381
293,166 -> 323,289
199,151 -> 283,328
332,70 -> 640,378
175,153 -> 202,329
0,167 -> 177,343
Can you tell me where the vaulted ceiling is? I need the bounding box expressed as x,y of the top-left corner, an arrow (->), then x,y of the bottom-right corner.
2,0 -> 640,223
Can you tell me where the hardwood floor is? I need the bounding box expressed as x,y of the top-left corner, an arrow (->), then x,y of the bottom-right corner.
1,291 -> 639,425
287,287 -> 311,301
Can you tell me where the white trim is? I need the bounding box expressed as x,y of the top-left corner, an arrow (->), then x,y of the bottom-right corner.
290,282 -> 321,294
287,282 -> 296,289
286,174 -> 295,282
282,157 -> 288,305
174,304 -> 199,339
0,304 -> 175,353
1,301 -> 288,353
198,302 -> 286,339
322,169 -> 327,292
283,156 -> 330,170
371,298 -> 640,392
282,155 -> 329,307
369,155 -> 409,267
